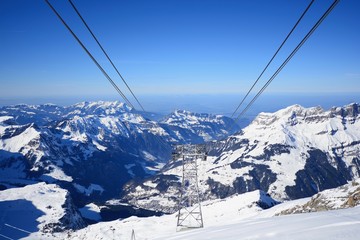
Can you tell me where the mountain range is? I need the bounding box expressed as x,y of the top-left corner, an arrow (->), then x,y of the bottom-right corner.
121,103 -> 360,212
0,101 -> 238,206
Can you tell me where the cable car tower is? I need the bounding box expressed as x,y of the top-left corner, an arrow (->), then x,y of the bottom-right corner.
173,144 -> 206,231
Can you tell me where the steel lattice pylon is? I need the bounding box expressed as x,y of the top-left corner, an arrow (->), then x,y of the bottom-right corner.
173,144 -> 206,231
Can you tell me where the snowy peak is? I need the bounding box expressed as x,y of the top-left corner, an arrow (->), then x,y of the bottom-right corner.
0,101 -> 139,126
66,101 -> 133,117
71,101 -> 131,111
160,109 -> 238,143
56,115 -> 130,143
330,102 -> 360,118
163,109 -> 226,126
253,104 -> 317,126
253,103 -> 359,127
0,121 -> 42,158
65,101 -> 147,124
0,104 -> 64,125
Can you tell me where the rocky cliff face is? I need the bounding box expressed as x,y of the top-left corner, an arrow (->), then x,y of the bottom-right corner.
278,178 -> 360,215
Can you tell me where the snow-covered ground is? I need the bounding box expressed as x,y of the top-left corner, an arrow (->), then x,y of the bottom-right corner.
66,187 -> 360,240
66,199 -> 360,240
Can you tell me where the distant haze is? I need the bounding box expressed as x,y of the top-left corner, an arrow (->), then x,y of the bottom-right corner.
0,92 -> 358,120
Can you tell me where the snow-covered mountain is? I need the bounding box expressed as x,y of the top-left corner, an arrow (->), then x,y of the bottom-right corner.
159,110 -> 235,143
121,103 -> 360,212
0,101 -> 238,205
0,182 -> 85,239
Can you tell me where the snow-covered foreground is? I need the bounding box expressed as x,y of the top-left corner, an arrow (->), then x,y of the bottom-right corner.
67,189 -> 360,240
69,205 -> 360,240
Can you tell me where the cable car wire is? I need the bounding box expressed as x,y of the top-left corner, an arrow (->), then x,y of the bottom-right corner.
44,0 -> 135,109
231,0 -> 315,118
68,0 -> 146,112
231,0 -> 340,130
46,0 -> 169,154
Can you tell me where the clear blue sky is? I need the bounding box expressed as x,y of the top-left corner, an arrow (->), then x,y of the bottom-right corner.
0,0 -> 359,110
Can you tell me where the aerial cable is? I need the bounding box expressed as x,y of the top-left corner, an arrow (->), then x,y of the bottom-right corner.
46,1 -> 168,152
44,0 -> 135,109
232,0 -> 340,129
68,0 -> 146,112
231,0 -> 315,118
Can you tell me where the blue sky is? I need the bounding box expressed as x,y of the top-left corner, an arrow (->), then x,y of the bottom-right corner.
0,0 -> 359,111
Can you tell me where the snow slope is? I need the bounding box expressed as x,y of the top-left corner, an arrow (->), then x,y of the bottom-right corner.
0,183 -> 85,239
